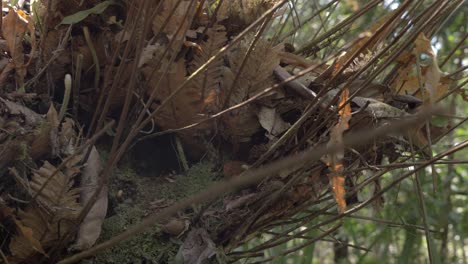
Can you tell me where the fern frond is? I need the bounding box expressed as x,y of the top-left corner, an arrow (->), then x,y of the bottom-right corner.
189,25 -> 228,113
10,160 -> 82,259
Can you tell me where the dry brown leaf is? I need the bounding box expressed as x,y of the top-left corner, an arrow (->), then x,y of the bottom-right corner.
9,207 -> 58,259
145,59 -> 193,128
11,219 -> 47,258
31,161 -> 82,214
152,0 -> 192,43
392,33 -> 448,105
72,146 -> 107,251
188,25 -> 227,113
161,218 -> 189,237
146,25 -> 228,157
0,97 -> 43,126
178,228 -> 216,264
222,35 -> 281,143
413,32 -> 434,56
1,8 -> 35,88
46,103 -> 59,129
59,118 -> 78,156
413,33 -> 442,104
392,64 -> 447,105
257,106 -> 290,136
138,43 -> 162,68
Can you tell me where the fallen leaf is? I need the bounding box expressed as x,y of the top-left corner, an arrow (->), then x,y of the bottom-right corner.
0,97 -> 43,125
138,43 -> 161,68
46,103 -> 59,129
392,32 -> 449,105
161,218 -> 189,237
11,219 -> 47,257
72,146 -> 107,251
413,32 -> 434,56
1,8 -> 31,88
176,228 -> 216,264
257,107 -> 291,136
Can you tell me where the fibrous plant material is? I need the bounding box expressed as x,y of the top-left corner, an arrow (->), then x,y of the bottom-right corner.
0,0 -> 465,263
221,34 -> 282,144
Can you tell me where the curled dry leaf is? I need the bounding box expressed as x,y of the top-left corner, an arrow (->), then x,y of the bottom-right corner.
59,118 -> 79,156
176,228 -> 216,264
222,35 -> 281,143
138,43 -> 162,68
351,97 -> 407,118
1,8 -> 35,88
257,106 -> 290,136
161,218 -> 189,237
0,98 -> 52,162
0,97 -> 43,126
188,25 -> 227,114
10,219 -> 47,258
72,146 -> 108,251
392,33 -> 449,105
46,104 -> 60,156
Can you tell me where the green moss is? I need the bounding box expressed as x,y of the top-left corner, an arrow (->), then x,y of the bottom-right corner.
155,162 -> 216,200
97,211 -> 177,263
94,161 -> 218,263
18,142 -> 29,160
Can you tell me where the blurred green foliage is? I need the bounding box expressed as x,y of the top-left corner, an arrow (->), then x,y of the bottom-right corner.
248,0 -> 468,263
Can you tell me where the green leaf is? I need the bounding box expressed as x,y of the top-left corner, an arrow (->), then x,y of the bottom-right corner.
60,1 -> 116,25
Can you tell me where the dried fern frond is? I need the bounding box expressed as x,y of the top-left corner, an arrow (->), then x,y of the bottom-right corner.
188,25 -> 228,113
218,0 -> 280,34
220,34 -> 282,143
10,160 -> 82,260
226,34 -> 281,105
148,24 -> 228,122
144,25 -> 229,157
